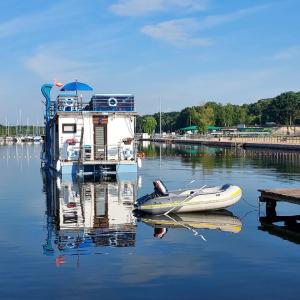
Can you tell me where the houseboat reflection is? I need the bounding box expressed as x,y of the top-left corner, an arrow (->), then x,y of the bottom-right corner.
43,172 -> 137,257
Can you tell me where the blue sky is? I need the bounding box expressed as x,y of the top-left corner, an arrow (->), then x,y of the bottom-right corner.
0,0 -> 299,123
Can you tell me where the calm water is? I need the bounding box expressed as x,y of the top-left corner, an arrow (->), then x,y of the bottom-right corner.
0,142 -> 300,300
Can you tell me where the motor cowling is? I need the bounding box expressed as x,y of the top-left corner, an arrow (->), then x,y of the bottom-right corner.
153,180 -> 169,196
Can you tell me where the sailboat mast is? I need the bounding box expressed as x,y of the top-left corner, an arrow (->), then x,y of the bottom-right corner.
19,110 -> 22,136
159,97 -> 162,136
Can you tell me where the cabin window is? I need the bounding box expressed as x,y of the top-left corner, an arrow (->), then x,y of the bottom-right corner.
62,124 -> 76,133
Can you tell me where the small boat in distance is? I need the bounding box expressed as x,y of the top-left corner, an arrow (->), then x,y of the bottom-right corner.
135,180 -> 242,215
5,136 -> 14,143
34,135 -> 43,143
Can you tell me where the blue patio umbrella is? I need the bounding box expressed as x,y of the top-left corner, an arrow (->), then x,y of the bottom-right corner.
60,81 -> 93,95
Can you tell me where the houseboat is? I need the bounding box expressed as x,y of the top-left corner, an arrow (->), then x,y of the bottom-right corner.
41,82 -> 137,177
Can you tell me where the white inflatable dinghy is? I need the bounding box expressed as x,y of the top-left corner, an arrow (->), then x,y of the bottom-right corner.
135,180 -> 242,215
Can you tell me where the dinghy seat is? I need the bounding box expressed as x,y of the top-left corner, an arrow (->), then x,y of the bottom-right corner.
221,184 -> 230,191
153,180 -> 169,196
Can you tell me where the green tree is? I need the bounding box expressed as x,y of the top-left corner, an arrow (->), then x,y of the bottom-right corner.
153,111 -> 180,132
141,116 -> 157,135
137,90 -> 300,131
135,115 -> 143,133
272,92 -> 300,126
175,107 -> 197,129
222,104 -> 234,127
193,105 -> 214,133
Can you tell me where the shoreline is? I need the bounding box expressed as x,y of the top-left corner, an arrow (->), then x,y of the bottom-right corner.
141,137 -> 300,151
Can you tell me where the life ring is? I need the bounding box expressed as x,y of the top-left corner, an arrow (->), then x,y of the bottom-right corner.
108,97 -> 117,107
137,157 -> 142,168
64,98 -> 74,107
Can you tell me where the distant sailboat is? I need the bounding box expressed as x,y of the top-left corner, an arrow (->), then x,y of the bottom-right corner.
34,120 -> 42,143
25,118 -> 33,143
5,118 -> 13,143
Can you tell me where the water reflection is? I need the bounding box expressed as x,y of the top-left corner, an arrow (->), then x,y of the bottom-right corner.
259,214 -> 300,244
139,210 -> 242,239
42,171 -> 137,260
140,143 -> 300,176
259,201 -> 300,244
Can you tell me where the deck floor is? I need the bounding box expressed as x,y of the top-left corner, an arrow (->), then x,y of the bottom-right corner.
62,160 -> 136,165
258,188 -> 300,204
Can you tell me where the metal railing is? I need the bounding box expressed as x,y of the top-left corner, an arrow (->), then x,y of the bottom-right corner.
59,142 -> 137,162
50,98 -> 135,119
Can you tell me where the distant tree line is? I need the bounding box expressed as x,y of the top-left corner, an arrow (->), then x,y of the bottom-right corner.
0,125 -> 44,136
137,91 -> 300,134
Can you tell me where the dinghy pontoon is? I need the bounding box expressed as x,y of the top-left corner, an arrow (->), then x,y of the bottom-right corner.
135,180 -> 242,215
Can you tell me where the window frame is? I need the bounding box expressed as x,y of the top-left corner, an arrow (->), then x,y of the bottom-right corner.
62,123 -> 77,133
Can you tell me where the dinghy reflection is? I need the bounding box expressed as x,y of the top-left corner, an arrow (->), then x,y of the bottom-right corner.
139,210 -> 242,239
43,174 -> 137,256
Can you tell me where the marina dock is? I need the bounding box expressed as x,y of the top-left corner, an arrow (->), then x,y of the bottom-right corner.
258,188 -> 300,205
258,188 -> 300,244
142,136 -> 300,151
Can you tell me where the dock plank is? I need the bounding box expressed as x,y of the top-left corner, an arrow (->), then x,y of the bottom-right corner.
258,188 -> 300,204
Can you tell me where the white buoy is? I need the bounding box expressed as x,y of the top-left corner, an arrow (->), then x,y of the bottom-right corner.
138,175 -> 142,188
137,157 -> 142,168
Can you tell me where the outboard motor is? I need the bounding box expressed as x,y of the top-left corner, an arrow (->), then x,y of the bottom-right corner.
134,179 -> 169,209
153,180 -> 169,196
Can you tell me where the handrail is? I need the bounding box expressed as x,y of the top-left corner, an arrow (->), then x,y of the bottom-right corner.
59,141 -> 137,162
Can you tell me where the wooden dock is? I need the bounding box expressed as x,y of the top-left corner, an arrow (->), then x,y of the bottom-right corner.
258,189 -> 300,244
258,188 -> 300,205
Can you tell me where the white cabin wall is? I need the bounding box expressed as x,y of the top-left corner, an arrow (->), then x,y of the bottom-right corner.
58,116 -> 81,148
58,115 -> 83,160
82,114 -> 94,159
107,115 -> 135,160
57,113 -> 135,161
107,115 -> 134,145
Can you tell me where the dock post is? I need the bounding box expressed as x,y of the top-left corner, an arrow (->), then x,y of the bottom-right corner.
265,199 -> 277,217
